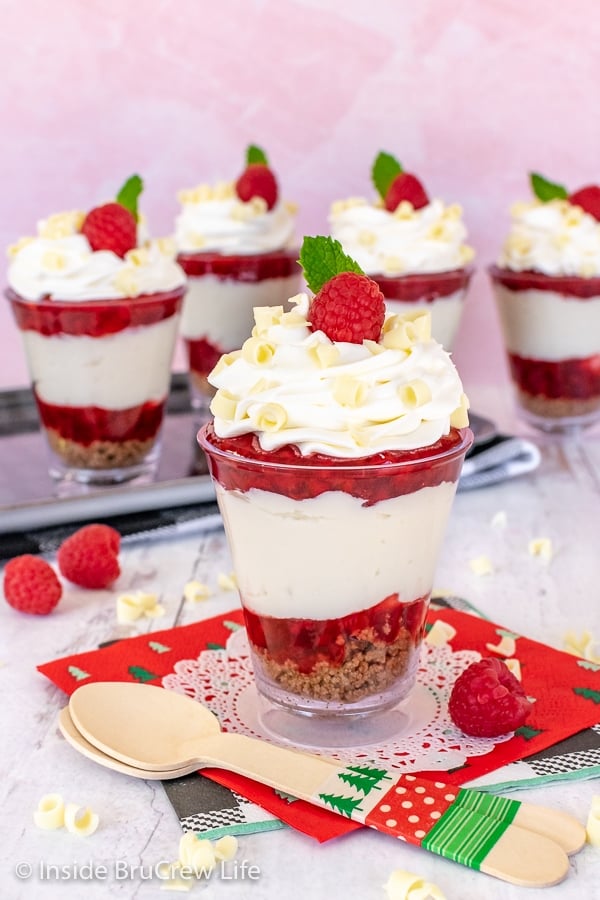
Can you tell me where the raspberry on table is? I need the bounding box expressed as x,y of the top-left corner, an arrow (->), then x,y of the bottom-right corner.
235,163 -> 278,210
81,202 -> 137,258
448,656 -> 533,737
309,271 -> 386,344
57,524 -> 121,590
3,555 -> 62,615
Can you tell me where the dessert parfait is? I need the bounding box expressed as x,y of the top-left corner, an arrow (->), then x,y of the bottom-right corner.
7,176 -> 186,486
490,172 -> 600,430
199,236 -> 472,719
329,151 -> 475,349
175,145 -> 303,410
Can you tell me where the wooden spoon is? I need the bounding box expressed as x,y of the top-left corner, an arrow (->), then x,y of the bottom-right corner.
57,708 -> 198,780
69,682 -> 582,886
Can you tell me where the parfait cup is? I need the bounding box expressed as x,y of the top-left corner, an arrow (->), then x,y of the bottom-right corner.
371,268 -> 473,351
7,286 -> 185,491
199,423 -> 472,732
489,265 -> 600,432
177,250 -> 302,414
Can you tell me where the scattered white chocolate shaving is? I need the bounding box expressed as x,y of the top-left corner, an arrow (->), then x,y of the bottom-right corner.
528,537 -> 553,562
218,572 -> 238,592
586,796 -> 600,847
486,635 -> 517,657
183,580 -> 212,603
64,803 -> 99,836
33,794 -> 65,830
116,591 -> 164,624
384,868 -> 446,900
563,631 -> 600,664
468,555 -> 494,576
214,835 -> 238,861
425,620 -> 456,647
178,832 -> 216,876
490,510 -> 507,529
504,658 -> 522,681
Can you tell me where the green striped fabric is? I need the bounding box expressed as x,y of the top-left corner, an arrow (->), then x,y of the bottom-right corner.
422,806 -> 510,869
454,788 -> 521,825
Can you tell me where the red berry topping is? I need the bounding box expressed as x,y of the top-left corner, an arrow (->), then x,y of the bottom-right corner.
309,271 -> 386,343
385,172 -> 429,212
448,657 -> 533,737
235,163 -> 278,210
81,202 -> 137,258
569,185 -> 600,222
3,555 -> 62,615
57,524 -> 121,589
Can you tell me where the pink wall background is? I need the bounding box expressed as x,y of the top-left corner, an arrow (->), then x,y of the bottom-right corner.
2,0 -> 600,400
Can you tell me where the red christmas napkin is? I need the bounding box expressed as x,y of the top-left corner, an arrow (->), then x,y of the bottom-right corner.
38,607 -> 600,842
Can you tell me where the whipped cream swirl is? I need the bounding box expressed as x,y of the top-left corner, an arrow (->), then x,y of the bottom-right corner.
175,181 -> 296,255
209,294 -> 468,458
329,197 -> 474,277
7,211 -> 186,301
497,199 -> 600,277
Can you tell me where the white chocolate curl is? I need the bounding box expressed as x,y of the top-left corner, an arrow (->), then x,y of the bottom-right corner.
64,803 -> 99,836
384,868 -> 446,900
209,296 -> 467,458
586,796 -> 600,847
33,794 -> 65,830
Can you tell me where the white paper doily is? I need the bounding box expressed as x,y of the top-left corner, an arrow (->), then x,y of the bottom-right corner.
162,627 -> 511,771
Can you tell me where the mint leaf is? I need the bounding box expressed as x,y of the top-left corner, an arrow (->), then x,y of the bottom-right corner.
298,236 -> 364,294
116,174 -> 144,221
246,144 -> 269,166
372,151 -> 403,199
530,172 -> 568,202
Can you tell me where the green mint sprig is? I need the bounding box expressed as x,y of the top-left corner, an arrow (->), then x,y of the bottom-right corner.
246,145 -> 269,165
298,236 -> 364,294
372,151 -> 403,199
116,174 -> 144,221
530,172 -> 568,202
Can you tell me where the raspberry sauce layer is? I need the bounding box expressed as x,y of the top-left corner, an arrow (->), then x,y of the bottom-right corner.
200,423 -> 471,503
244,592 -> 428,675
509,353 -> 600,400
186,337 -> 224,377
489,265 -> 600,300
177,249 -> 300,282
34,391 -> 165,444
371,267 -> 472,302
7,287 -> 184,337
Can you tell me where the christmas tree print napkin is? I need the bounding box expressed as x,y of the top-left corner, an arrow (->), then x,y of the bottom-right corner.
38,607 -> 600,843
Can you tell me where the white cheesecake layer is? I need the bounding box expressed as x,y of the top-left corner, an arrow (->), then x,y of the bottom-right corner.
493,285 -> 600,360
180,274 -> 302,348
21,315 -> 180,409
385,289 -> 465,350
215,480 -> 458,620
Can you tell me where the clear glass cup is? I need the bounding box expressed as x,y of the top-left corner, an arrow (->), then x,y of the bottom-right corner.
489,265 -> 600,432
371,267 -> 473,351
177,250 -> 302,414
7,286 -> 185,491
198,423 -> 472,735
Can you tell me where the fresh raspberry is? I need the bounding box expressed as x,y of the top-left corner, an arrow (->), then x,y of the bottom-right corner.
235,164 -> 278,210
309,272 -> 386,343
3,555 -> 62,615
57,524 -> 121,589
569,185 -> 600,222
448,657 -> 533,737
81,202 -> 137,258
385,172 -> 429,212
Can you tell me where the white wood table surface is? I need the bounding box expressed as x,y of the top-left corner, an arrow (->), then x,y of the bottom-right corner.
2,389 -> 600,900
